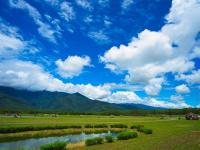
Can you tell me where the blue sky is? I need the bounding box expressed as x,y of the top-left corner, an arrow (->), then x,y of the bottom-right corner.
0,0 -> 200,108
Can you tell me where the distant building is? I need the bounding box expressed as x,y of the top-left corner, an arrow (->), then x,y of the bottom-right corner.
185,113 -> 199,120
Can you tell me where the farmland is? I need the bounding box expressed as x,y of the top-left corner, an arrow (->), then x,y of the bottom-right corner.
0,114 -> 199,150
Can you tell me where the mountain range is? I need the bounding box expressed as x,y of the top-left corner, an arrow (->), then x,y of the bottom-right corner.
0,86 -> 161,113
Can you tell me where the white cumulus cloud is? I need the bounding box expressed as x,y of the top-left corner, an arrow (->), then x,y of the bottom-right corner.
144,77 -> 164,96
176,70 -> 200,84
175,84 -> 190,94
55,56 -> 91,78
101,91 -> 143,104
0,59 -> 110,100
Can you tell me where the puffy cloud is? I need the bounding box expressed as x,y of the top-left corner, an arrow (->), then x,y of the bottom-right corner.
170,95 -> 184,102
144,77 -> 164,96
190,47 -> 200,59
65,83 -> 111,99
145,97 -> 190,108
55,56 -> 91,78
0,59 -> 110,99
176,70 -> 200,84
101,29 -> 194,83
101,91 -> 190,108
59,2 -> 75,22
0,59 -> 59,91
101,91 -> 143,104
9,0 -> 59,42
101,0 -> 199,87
175,84 -> 190,94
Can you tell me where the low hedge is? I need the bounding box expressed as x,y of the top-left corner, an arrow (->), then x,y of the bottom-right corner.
110,124 -> 128,128
84,124 -> 94,128
94,124 -> 108,128
85,137 -> 103,146
0,125 -> 82,133
117,131 -> 138,140
130,125 -> 144,130
138,128 -> 153,134
105,135 -> 114,143
40,141 -> 66,150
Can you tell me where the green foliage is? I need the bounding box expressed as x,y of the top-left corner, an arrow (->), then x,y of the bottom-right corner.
85,137 -> 103,146
84,124 -> 94,128
94,124 -> 108,128
110,124 -> 128,128
117,131 -> 138,140
40,141 -> 66,150
0,125 -> 81,133
137,128 -> 153,134
105,135 -> 114,143
130,125 -> 144,130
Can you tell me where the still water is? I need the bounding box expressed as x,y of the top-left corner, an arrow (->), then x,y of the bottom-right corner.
0,131 -> 116,150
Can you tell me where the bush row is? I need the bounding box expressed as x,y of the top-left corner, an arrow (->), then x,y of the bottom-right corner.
117,131 -> 138,140
84,124 -> 108,128
40,141 -> 66,150
0,125 -> 81,133
0,123 -> 129,133
137,128 -> 153,134
110,124 -> 128,128
130,125 -> 144,130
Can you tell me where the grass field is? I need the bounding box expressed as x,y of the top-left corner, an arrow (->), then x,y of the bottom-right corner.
0,115 -> 200,150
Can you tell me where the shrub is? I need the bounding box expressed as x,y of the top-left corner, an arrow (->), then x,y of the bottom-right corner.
105,135 -> 114,143
95,137 -> 103,144
110,124 -> 128,128
84,124 -> 94,128
94,124 -> 108,128
0,125 -> 83,134
67,125 -> 82,129
40,141 -> 66,150
85,138 -> 96,146
85,137 -> 103,146
130,125 -> 144,130
137,128 -> 152,134
117,131 -> 138,140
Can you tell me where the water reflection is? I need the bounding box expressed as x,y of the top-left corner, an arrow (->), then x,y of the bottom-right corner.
0,131 -> 116,150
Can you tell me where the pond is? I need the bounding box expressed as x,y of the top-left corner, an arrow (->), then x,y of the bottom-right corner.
0,131 -> 117,150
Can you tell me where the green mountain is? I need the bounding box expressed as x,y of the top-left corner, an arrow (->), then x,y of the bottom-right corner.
0,86 -> 128,113
0,86 -> 160,113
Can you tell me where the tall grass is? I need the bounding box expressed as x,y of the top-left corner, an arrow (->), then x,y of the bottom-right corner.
40,141 -> 66,150
85,137 -> 103,146
0,125 -> 81,134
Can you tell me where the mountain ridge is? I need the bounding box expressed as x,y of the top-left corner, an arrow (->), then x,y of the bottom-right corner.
0,86 -> 163,113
